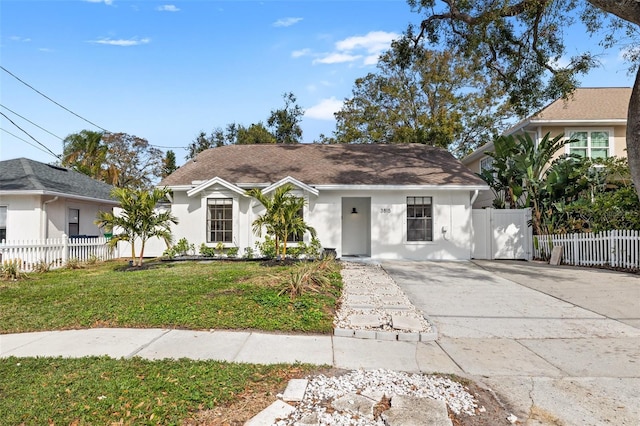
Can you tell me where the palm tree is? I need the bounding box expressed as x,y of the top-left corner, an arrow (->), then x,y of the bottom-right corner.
95,187 -> 178,266
247,184 -> 316,258
62,130 -> 107,179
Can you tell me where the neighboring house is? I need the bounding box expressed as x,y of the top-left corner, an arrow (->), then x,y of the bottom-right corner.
463,87 -> 631,208
0,158 -> 117,241
158,144 -> 488,260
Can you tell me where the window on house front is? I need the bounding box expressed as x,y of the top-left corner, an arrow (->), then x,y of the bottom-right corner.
0,206 -> 6,241
68,208 -> 79,236
568,130 -> 610,159
207,198 -> 232,243
407,197 -> 433,242
479,157 -> 494,173
286,206 -> 304,243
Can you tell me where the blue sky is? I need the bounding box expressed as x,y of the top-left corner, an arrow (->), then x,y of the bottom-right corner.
1,0 -> 635,166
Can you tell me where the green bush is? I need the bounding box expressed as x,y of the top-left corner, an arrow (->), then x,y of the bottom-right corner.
199,243 -> 217,257
255,235 -> 278,259
226,246 -> 239,258
164,237 -> 195,258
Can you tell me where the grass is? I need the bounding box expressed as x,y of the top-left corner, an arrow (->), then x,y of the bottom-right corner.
0,356 -> 318,425
0,260 -> 342,334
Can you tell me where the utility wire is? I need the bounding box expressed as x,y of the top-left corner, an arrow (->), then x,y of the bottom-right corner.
1,128 -> 59,158
1,104 -> 64,141
1,65 -> 109,132
0,111 -> 60,159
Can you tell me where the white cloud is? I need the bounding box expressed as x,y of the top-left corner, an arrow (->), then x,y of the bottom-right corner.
273,17 -> 303,27
85,0 -> 113,5
38,47 -> 54,53
305,97 -> 343,120
90,37 -> 151,46
10,36 -> 31,42
313,53 -> 362,65
157,5 -> 180,12
335,31 -> 398,55
291,48 -> 311,58
312,30 -> 398,67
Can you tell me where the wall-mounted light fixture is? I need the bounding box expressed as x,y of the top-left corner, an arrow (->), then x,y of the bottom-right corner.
351,207 -> 358,214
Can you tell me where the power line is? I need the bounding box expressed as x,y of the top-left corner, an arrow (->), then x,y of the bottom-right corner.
0,128 -> 59,158
0,104 -> 64,141
1,65 -> 109,132
0,111 -> 60,159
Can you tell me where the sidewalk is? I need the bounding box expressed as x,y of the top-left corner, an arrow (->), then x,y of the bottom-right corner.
0,327 -> 462,375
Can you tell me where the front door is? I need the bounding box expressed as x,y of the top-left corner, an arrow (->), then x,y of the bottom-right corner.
341,197 -> 371,257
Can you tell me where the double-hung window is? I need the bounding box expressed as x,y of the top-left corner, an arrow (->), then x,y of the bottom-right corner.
286,206 -> 304,243
567,130 -> 611,159
407,197 -> 433,242
68,208 -> 80,236
479,157 -> 494,173
207,198 -> 232,243
0,206 -> 6,241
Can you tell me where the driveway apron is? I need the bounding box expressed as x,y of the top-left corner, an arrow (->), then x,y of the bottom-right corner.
382,260 -> 640,425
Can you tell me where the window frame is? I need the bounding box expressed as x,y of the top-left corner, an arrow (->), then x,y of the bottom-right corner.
0,206 -> 7,242
565,128 -> 613,160
406,196 -> 433,243
68,208 -> 80,237
206,198 -> 233,244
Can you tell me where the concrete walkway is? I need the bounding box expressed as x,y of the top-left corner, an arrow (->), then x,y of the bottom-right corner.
2,260 -> 639,425
382,260 -> 640,426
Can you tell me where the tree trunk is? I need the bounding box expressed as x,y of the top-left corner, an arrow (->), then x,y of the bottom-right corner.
586,0 -> 640,26
627,66 -> 640,201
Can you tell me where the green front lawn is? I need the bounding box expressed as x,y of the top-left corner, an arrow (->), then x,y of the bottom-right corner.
0,260 -> 342,334
0,356 -> 317,425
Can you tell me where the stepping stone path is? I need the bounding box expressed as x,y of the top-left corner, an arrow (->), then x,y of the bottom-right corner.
334,261 -> 435,341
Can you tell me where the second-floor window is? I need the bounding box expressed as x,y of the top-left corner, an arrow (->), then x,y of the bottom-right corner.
567,130 -> 611,159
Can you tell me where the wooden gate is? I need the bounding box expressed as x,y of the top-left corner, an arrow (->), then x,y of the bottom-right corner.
472,208 -> 532,260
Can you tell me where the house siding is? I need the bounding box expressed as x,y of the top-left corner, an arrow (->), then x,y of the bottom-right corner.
155,187 -> 475,261
0,194 -> 112,240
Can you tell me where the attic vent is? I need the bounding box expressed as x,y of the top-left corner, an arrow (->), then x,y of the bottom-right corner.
47,164 -> 68,172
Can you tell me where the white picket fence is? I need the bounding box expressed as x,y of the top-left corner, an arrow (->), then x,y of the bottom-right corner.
0,235 -> 115,272
534,230 -> 640,269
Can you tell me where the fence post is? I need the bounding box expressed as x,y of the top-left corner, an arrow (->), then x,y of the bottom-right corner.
62,234 -> 69,265
609,230 -> 616,267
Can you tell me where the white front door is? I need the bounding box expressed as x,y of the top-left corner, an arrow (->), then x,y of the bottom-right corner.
341,197 -> 371,256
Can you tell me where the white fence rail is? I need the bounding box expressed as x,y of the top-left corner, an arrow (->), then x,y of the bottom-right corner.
534,230 -> 640,269
0,235 -> 114,272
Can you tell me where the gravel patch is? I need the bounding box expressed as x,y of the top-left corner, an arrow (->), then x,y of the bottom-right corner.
335,262 -> 432,334
275,369 -> 478,425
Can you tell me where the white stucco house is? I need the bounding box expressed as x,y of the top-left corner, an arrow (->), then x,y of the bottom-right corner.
158,144 -> 489,260
0,158 -> 117,241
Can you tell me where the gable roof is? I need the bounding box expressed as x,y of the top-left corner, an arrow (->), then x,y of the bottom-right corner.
0,158 -> 117,204
463,87 -> 631,164
159,144 -> 487,189
529,87 -> 630,121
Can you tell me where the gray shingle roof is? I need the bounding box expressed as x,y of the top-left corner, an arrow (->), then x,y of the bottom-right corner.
159,144 -> 487,188
0,158 -> 117,203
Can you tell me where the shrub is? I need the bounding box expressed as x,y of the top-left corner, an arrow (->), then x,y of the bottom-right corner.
306,236 -> 323,259
199,243 -> 216,257
65,258 -> 82,270
164,238 -> 195,258
32,259 -> 52,273
243,247 -> 255,259
227,246 -> 239,258
280,257 -> 338,299
255,235 -> 278,259
1,259 -> 25,280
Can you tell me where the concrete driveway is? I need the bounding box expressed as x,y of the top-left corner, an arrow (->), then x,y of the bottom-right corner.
382,260 -> 640,426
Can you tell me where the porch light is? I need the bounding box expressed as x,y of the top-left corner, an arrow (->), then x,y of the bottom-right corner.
351,207 -> 358,214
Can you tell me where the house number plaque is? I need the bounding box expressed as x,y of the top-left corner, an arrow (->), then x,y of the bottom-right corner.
380,208 -> 391,214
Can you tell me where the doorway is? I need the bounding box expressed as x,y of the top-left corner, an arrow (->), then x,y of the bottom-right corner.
341,197 -> 371,257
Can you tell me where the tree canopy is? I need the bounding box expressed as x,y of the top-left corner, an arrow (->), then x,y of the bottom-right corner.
267,92 -> 304,144
62,130 -> 164,190
332,37 -> 511,155
408,0 -> 640,199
